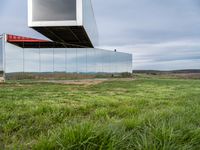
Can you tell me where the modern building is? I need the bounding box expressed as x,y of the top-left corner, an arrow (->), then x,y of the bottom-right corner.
0,0 -> 132,80
28,0 -> 98,48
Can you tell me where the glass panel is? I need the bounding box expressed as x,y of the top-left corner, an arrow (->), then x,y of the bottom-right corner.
105,51 -> 110,73
5,43 -> 23,73
87,48 -> 95,73
0,37 -> 3,73
32,0 -> 76,21
125,53 -> 129,72
76,48 -> 86,74
82,0 -> 99,47
109,51 -> 116,73
24,49 -> 40,72
66,48 -> 77,73
54,49 -> 66,72
129,55 -> 133,73
4,44 -> 132,77
101,50 -> 105,73
40,48 -> 53,72
95,49 -> 102,73
116,52 -> 123,73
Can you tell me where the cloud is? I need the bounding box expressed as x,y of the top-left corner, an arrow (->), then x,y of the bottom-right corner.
0,0 -> 200,70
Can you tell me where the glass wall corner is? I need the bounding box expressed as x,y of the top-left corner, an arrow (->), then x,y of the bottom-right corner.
0,34 -> 5,81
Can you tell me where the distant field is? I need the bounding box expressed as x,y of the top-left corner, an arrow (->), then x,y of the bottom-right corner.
133,70 -> 200,79
134,72 -> 200,80
1,76 -> 200,149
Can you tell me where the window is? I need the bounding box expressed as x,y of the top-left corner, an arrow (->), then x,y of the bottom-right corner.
32,0 -> 76,21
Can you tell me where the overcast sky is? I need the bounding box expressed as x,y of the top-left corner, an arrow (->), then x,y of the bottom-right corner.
0,0 -> 200,70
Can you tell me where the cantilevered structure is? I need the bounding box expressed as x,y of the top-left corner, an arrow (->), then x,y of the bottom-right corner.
0,0 -> 132,80
28,0 -> 98,48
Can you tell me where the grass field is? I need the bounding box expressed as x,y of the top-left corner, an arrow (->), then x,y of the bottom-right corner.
0,76 -> 200,149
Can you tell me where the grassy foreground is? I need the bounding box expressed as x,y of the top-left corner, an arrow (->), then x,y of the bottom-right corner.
0,77 -> 200,149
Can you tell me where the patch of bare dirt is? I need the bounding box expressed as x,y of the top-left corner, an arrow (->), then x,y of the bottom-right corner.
0,77 -> 5,83
38,78 -> 135,86
110,78 -> 135,82
40,79 -> 109,86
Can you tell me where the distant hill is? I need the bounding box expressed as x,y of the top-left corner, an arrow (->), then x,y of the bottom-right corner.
133,69 -> 200,74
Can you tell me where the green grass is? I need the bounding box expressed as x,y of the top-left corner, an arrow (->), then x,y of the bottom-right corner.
0,77 -> 200,149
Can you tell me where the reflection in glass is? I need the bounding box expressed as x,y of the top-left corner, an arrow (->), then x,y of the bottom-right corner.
33,0 -> 76,21
5,43 -> 23,73
24,49 -> 40,72
0,37 -> 3,71
83,0 -> 99,47
87,49 -> 95,73
66,48 -> 77,73
77,48 -> 86,73
54,49 -> 66,72
5,44 -> 132,74
40,48 -> 54,72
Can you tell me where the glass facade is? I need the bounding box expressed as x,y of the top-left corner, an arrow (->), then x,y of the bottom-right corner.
4,42 -> 132,76
82,0 -> 99,46
32,0 -> 76,21
0,36 -> 3,73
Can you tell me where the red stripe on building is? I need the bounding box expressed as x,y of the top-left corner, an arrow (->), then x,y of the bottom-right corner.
7,34 -> 50,43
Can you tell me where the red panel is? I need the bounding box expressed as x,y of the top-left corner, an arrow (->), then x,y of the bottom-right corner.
7,34 -> 50,43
